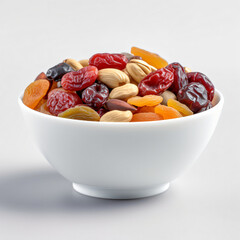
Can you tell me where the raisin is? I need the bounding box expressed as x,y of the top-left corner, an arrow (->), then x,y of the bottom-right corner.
89,53 -> 128,70
177,82 -> 208,113
138,68 -> 174,96
46,62 -> 74,82
58,105 -> 100,121
165,62 -> 188,95
197,101 -> 213,113
131,46 -> 168,69
61,66 -> 98,91
167,99 -> 193,116
97,108 -> 108,117
155,105 -> 182,120
127,95 -> 163,107
82,82 -> 109,109
187,72 -> 214,101
23,79 -> 50,109
47,89 -> 82,116
131,112 -> 163,122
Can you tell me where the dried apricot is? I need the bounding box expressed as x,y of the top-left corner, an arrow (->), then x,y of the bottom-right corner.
131,112 -> 163,122
167,99 -> 193,116
127,95 -> 163,107
154,105 -> 182,120
58,105 -> 100,121
136,106 -> 155,113
23,79 -> 50,109
131,46 -> 168,69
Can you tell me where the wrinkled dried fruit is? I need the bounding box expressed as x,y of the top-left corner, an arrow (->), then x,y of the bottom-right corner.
58,105 -> 100,121
61,66 -> 98,91
138,68 -> 174,96
131,112 -> 163,122
105,99 -> 137,112
165,62 -> 188,94
35,72 -> 48,81
177,82 -> 208,113
46,62 -> 74,82
89,53 -> 128,70
155,104 -> 182,119
97,108 -> 108,117
167,99 -> 193,116
47,89 -> 82,115
23,79 -> 50,109
82,82 -> 109,109
160,90 -> 177,105
136,106 -> 155,113
187,72 -> 214,101
131,46 -> 168,69
197,101 -> 213,113
127,95 -> 163,107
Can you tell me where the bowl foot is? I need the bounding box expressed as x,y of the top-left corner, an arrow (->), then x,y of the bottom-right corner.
72,182 -> 170,199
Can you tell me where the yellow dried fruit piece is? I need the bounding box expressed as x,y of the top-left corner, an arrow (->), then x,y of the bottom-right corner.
167,99 -> 193,116
131,46 -> 168,69
155,104 -> 182,120
127,95 -> 163,107
58,105 -> 100,121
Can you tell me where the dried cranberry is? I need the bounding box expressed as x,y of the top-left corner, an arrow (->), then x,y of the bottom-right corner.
197,101 -> 213,113
97,108 -> 108,117
46,63 -> 74,82
82,83 -> 109,109
47,89 -> 82,115
61,66 -> 98,91
177,82 -> 208,113
187,72 -> 214,101
165,62 -> 188,95
89,53 -> 128,70
138,68 -> 174,96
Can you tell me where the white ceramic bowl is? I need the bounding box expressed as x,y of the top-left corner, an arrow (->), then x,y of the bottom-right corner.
18,90 -> 224,199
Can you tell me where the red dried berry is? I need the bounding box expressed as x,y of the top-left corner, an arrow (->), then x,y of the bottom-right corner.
197,100 -> 213,113
47,89 -> 82,116
89,53 -> 128,70
187,72 -> 214,101
177,82 -> 208,113
61,66 -> 98,91
138,68 -> 174,96
97,108 -> 108,117
165,62 -> 188,95
82,83 -> 109,109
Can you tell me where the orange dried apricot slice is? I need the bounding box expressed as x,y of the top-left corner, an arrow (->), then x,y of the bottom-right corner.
23,79 -> 50,109
131,112 -> 163,122
155,104 -> 182,120
167,99 -> 193,116
136,106 -> 155,113
131,46 -> 168,69
58,105 -> 100,121
127,95 -> 163,107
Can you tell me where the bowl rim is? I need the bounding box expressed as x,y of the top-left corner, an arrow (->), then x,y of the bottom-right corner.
18,89 -> 224,126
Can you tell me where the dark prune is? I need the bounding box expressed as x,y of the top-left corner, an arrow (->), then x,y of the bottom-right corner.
197,101 -> 213,113
82,82 -> 109,109
165,62 -> 188,94
46,63 -> 74,82
89,53 -> 128,70
177,82 -> 208,113
187,72 -> 214,101
138,68 -> 174,96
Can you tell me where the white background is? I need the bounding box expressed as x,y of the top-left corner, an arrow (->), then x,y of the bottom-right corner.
0,0 -> 239,239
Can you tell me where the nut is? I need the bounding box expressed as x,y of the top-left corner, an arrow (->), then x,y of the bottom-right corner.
105,99 -> 137,112
100,110 -> 133,122
64,59 -> 83,71
184,67 -> 191,73
79,59 -> 89,67
160,90 -> 177,105
126,59 -> 156,83
109,83 -> 139,100
98,68 -> 130,88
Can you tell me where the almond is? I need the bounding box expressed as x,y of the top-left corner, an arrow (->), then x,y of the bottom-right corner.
100,110 -> 133,122
64,58 -> 83,71
79,59 -> 89,67
109,83 -> 139,100
105,99 -> 137,112
98,68 -> 130,88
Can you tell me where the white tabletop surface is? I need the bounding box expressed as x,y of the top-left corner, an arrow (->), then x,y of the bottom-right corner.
0,0 -> 239,239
